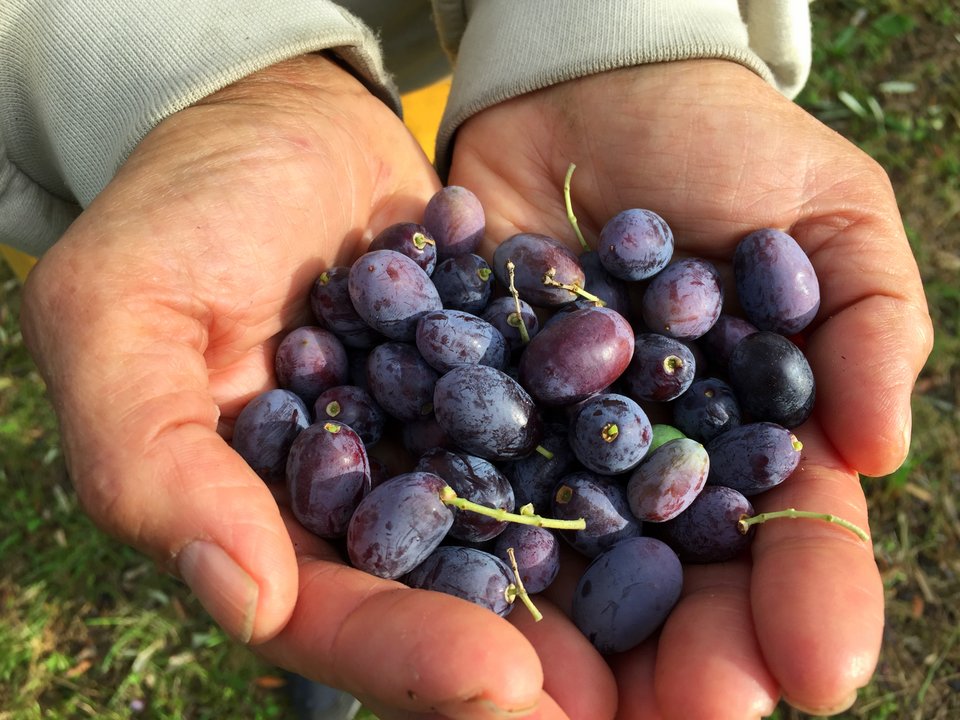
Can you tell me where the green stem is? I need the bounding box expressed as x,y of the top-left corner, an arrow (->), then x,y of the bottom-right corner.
542,268 -> 606,307
563,163 -> 590,252
440,486 -> 585,530
601,423 -> 619,443
737,508 -> 869,542
412,232 -> 436,250
505,547 -> 543,622
505,260 -> 531,344
535,445 -> 555,460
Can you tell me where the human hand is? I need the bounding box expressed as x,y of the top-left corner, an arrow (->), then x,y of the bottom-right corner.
448,59 -> 933,718
20,55 -> 608,719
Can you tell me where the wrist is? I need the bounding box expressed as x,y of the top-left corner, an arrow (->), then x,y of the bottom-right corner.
193,53 -> 377,112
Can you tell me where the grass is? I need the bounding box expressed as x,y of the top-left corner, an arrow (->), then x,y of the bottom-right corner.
0,272 -> 292,718
774,2 -> 960,718
1,1 -> 958,718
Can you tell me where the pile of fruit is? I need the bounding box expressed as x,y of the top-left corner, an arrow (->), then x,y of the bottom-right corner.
231,165 -> 866,654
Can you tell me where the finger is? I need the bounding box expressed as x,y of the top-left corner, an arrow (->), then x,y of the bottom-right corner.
793,205 -> 933,476
275,509 -> 569,720
360,690 -> 568,720
274,512 -> 567,720
653,562 -> 780,719
508,597 -> 617,720
749,421 -> 883,715
608,638 -> 664,720
807,293 -> 930,477
255,558 -> 547,720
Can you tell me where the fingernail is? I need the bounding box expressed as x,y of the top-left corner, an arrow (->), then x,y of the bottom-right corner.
435,696 -> 541,720
177,540 -> 259,644
901,413 -> 913,456
785,687 -> 858,716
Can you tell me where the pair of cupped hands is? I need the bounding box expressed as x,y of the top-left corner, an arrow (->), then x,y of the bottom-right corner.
21,54 -> 932,719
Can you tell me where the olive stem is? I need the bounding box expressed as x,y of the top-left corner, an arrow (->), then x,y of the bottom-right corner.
505,547 -> 543,622
535,445 -> 555,460
542,268 -> 606,307
564,163 -> 590,252
601,423 -> 619,443
505,260 -> 531,344
737,509 -> 869,541
412,232 -> 435,250
324,401 -> 342,418
439,486 -> 586,530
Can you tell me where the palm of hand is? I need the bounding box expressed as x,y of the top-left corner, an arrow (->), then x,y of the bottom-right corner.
449,60 -> 932,718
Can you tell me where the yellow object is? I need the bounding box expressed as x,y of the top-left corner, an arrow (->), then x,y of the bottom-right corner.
1,244 -> 36,281
1,79 -> 452,282
401,77 -> 451,163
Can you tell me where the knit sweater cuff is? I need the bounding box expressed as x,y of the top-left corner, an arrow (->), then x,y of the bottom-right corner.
432,0 -> 811,176
0,0 -> 397,255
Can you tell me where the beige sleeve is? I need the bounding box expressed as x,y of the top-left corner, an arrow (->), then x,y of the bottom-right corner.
432,0 -> 812,175
0,0 -> 399,255
1,0 -> 812,255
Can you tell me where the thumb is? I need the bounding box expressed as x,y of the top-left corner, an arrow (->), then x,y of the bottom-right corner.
21,246 -> 298,644
151,425 -> 299,645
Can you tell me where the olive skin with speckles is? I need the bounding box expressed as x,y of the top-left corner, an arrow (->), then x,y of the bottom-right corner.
286,421 -> 371,538
734,228 -> 820,335
572,537 -> 683,654
552,471 -> 643,559
365,342 -> 439,422
706,421 -> 803,496
627,438 -> 709,522
433,364 -> 543,461
348,249 -> 442,341
568,393 -> 652,475
415,308 -> 509,374
404,546 -> 516,617
346,472 -> 454,579
518,306 -> 634,407
658,485 -> 756,563
274,326 -> 349,406
640,257 -> 724,341
597,208 -> 674,281
232,388 -> 310,484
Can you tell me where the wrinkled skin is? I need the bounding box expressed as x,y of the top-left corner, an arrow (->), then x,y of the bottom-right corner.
20,53 -> 932,720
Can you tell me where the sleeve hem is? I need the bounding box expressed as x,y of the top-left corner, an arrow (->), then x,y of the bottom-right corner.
432,0 -> 811,177
0,0 -> 398,255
